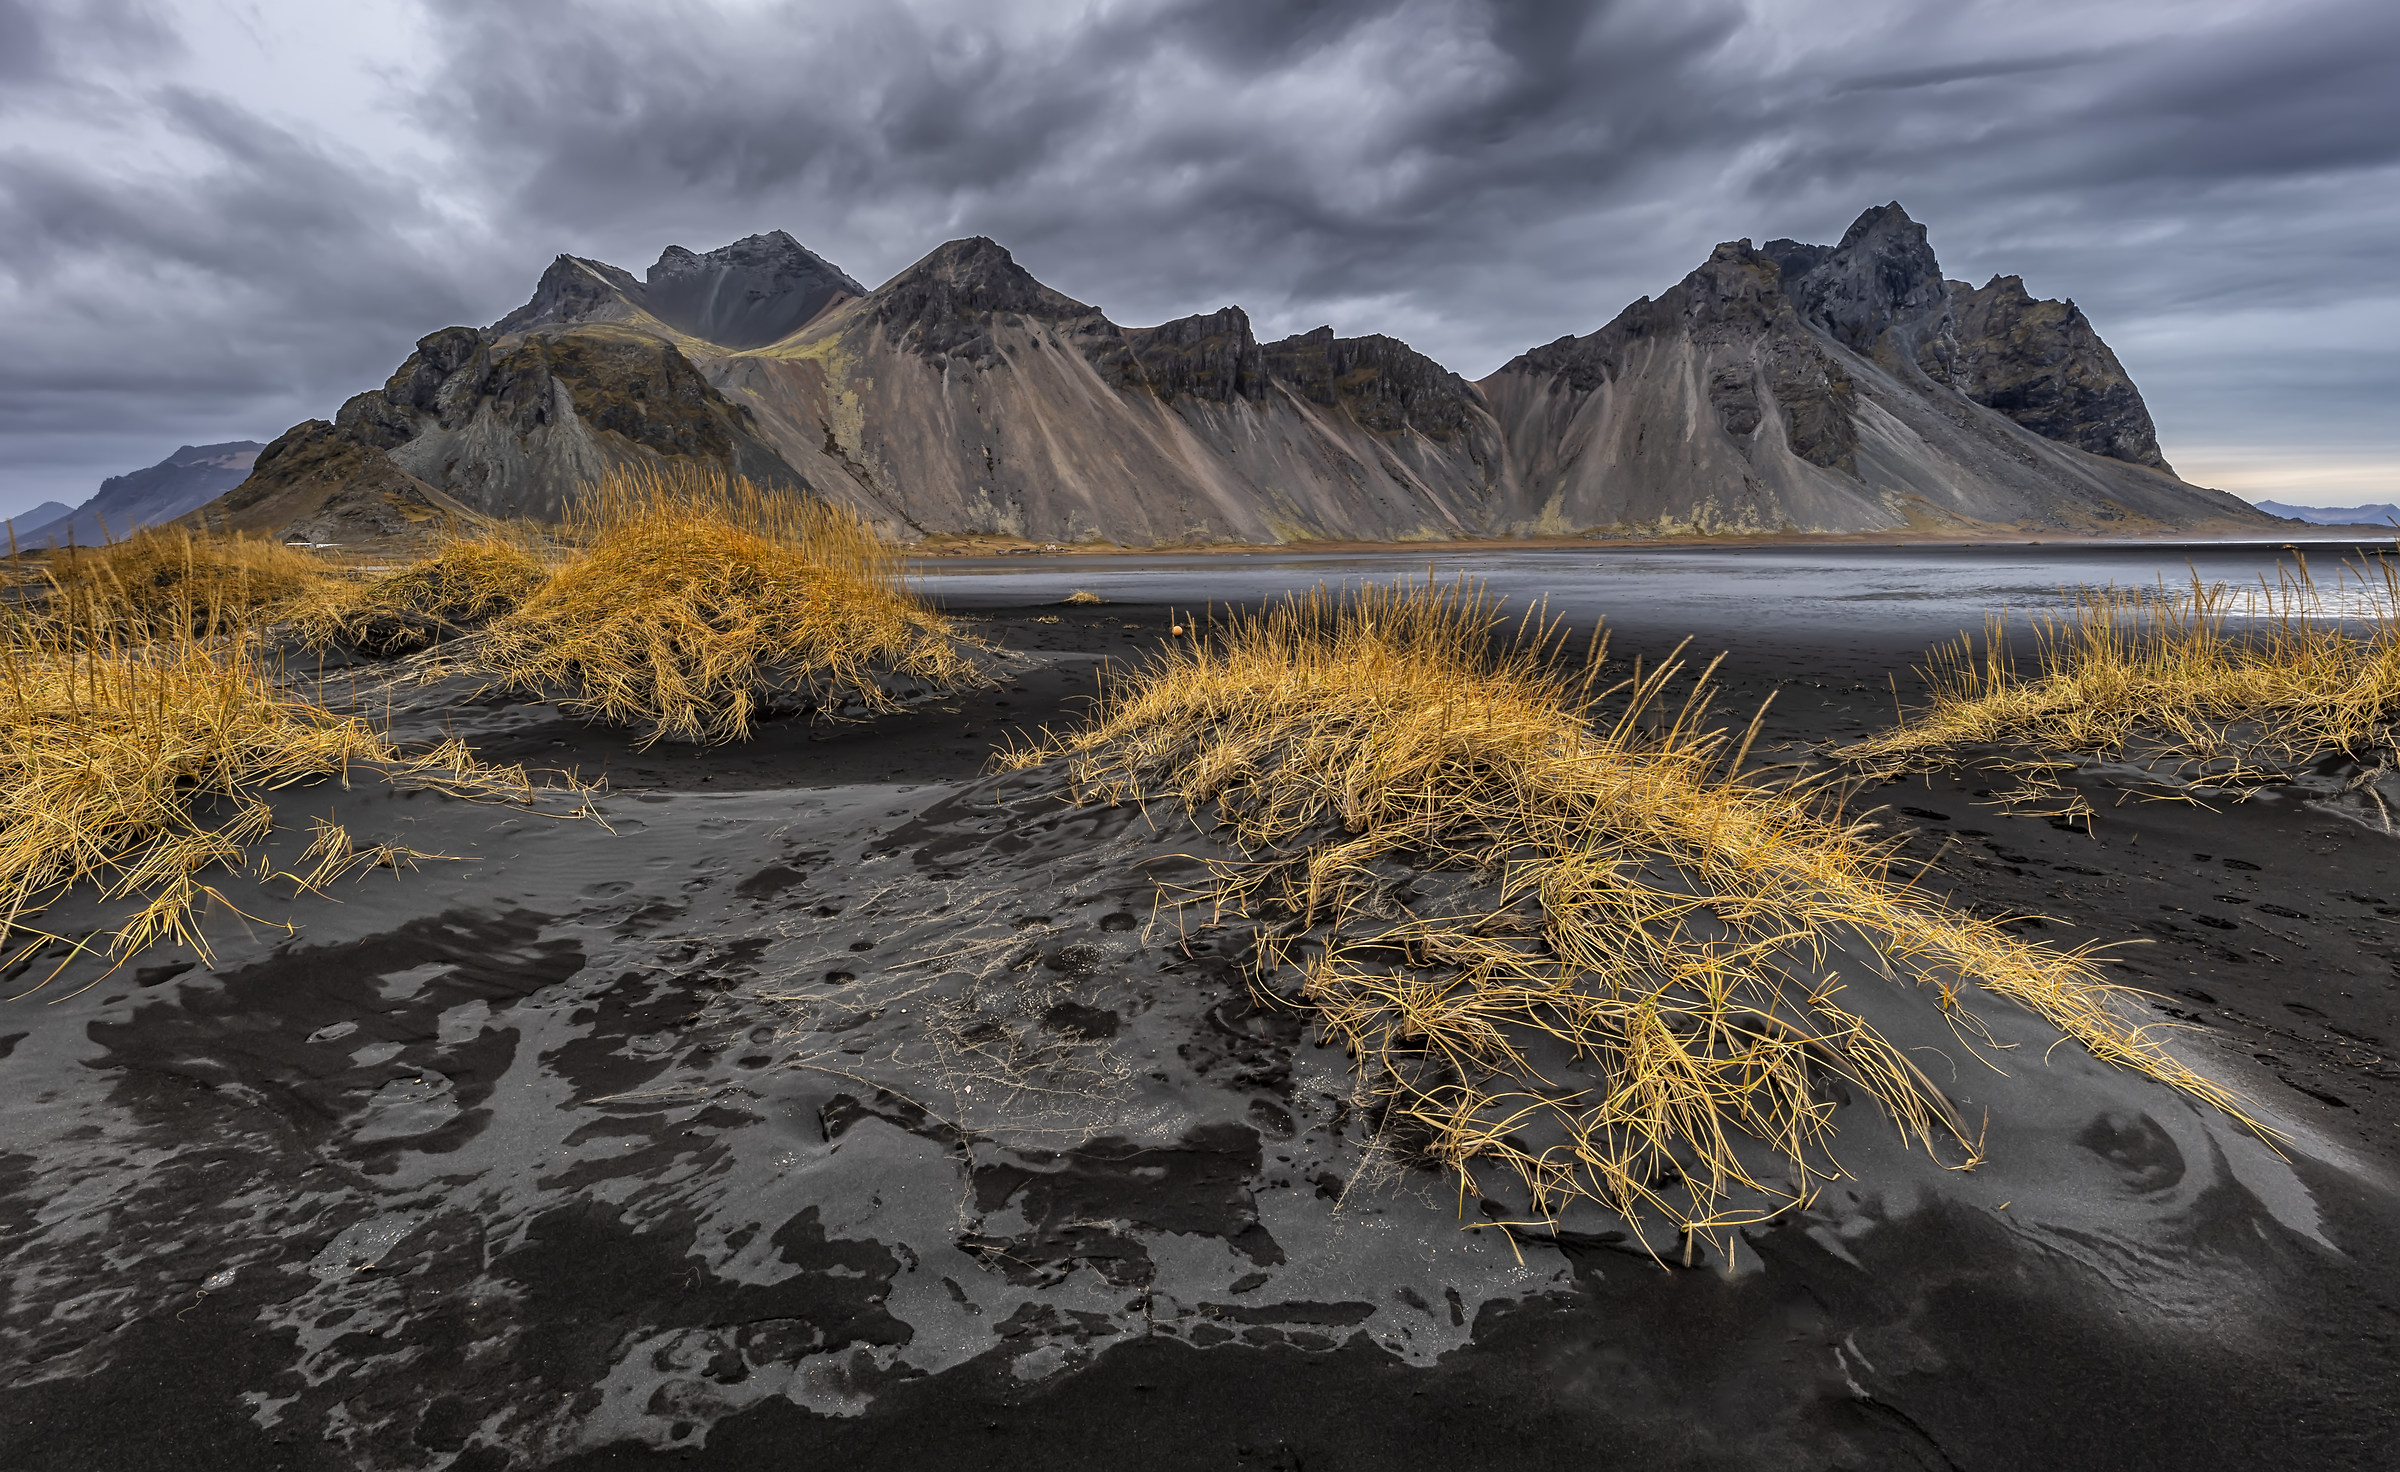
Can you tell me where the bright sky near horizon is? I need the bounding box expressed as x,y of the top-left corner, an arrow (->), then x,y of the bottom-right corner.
1,0 -> 2393,516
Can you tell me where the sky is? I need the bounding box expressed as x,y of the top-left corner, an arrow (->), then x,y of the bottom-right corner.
1,0 -> 2394,517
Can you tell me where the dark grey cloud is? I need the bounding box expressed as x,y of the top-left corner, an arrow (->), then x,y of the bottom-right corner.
2,0 -> 2394,515
0,1 -> 506,509
0,2 -> 52,81
406,0 -> 1759,378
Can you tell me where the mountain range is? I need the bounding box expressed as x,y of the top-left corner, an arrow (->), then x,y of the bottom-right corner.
2253,500 -> 2399,526
13,442 -> 263,547
3,501 -> 73,544
192,206 -> 2276,545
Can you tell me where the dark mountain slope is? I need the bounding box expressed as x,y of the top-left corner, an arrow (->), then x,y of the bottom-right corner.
346,325 -> 803,522
1938,274 -> 2169,469
197,324 -> 803,539
1478,241 -> 1869,534
704,237 -> 1503,543
641,231 -> 863,349
190,420 -> 475,542
489,254 -> 655,339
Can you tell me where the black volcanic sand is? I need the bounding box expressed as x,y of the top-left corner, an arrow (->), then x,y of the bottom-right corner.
4,598 -> 2399,1470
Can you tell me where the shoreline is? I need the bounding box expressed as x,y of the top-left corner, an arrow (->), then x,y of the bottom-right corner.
906,523 -> 2400,564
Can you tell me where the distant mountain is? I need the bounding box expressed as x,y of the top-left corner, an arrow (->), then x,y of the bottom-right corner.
4,501 -> 73,545
2254,500 -> 2400,526
193,206 -> 2273,544
19,442 -> 263,546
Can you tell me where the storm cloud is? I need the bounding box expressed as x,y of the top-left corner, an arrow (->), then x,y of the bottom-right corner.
2,0 -> 2394,513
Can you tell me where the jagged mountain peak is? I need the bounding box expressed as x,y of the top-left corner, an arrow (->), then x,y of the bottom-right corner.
1686,240 -> 1790,315
1137,304 -> 1253,338
647,229 -> 842,282
1260,326 -> 1488,441
490,254 -> 648,337
1939,273 -> 2168,470
1760,238 -> 1833,283
875,237 -> 1095,317
641,231 -> 864,349
1976,273 -> 2043,304
491,234 -> 864,349
1473,200 -> 2232,534
1787,202 -> 1949,356
1495,239 -> 1812,395
913,235 -> 1016,270
1113,306 -> 1265,402
1836,200 -> 1922,245
864,238 -> 1105,366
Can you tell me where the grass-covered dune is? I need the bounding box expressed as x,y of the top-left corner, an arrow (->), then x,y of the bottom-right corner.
470,466 -> 982,745
1002,577 -> 2254,1248
1842,556 -> 2400,820
0,466 -> 984,984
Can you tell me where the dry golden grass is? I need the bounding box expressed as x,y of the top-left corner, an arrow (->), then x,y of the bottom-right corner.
1841,558 -> 2400,812
0,576 -> 572,988
475,464 -> 981,746
26,526 -> 332,638
1003,577 -> 2249,1253
289,533 -> 553,656
1061,589 -> 1106,606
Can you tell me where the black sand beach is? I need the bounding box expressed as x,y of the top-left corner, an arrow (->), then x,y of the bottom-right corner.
5,549 -> 2399,1470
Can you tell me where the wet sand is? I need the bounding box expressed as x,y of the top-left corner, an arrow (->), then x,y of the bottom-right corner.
3,575 -> 2399,1469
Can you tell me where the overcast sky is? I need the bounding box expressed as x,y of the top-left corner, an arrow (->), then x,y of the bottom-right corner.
2,0 -> 2394,516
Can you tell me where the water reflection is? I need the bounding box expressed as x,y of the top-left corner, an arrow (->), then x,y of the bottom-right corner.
911,539 -> 2400,647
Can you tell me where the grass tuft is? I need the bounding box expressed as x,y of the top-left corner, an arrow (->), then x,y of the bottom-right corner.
28,527 -> 331,638
1061,589 -> 1106,606
0,594 -> 572,987
289,533 -> 553,655
1840,558 -> 2400,813
474,464 -> 981,746
1004,577 -> 2251,1253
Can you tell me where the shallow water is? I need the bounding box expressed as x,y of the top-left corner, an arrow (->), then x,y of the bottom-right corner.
913,538 -> 2400,647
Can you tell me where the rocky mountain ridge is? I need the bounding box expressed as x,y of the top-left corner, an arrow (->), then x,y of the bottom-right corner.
197,205 -> 2271,544
1477,206 -> 2239,536
1773,205 -> 2169,471
196,322 -> 802,538
491,230 -> 863,349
